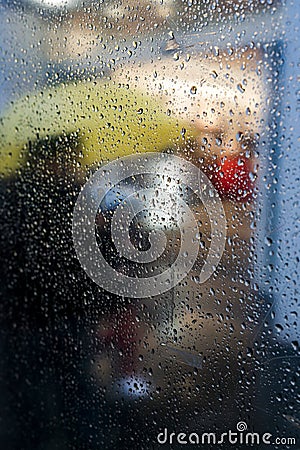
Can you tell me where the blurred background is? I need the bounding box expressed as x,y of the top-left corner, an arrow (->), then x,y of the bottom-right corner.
0,0 -> 299,449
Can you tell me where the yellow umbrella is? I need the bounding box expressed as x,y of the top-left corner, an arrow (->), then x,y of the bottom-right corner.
0,79 -> 195,177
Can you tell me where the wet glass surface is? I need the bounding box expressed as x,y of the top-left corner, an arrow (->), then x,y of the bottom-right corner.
0,0 -> 299,449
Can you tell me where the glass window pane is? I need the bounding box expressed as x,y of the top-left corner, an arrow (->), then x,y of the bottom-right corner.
1,0 -> 299,448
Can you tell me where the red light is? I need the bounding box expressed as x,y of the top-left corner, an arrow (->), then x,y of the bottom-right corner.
208,155 -> 255,202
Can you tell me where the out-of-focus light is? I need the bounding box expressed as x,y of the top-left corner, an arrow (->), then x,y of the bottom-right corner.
30,0 -> 78,9
114,376 -> 152,399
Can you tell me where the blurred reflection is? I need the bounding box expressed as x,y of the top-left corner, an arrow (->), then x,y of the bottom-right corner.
1,0 -> 299,449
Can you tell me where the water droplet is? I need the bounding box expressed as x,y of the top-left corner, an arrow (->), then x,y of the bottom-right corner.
264,237 -> 273,247
291,341 -> 299,351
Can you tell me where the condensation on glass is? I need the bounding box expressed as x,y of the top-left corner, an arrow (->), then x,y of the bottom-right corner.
0,1 -> 299,449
